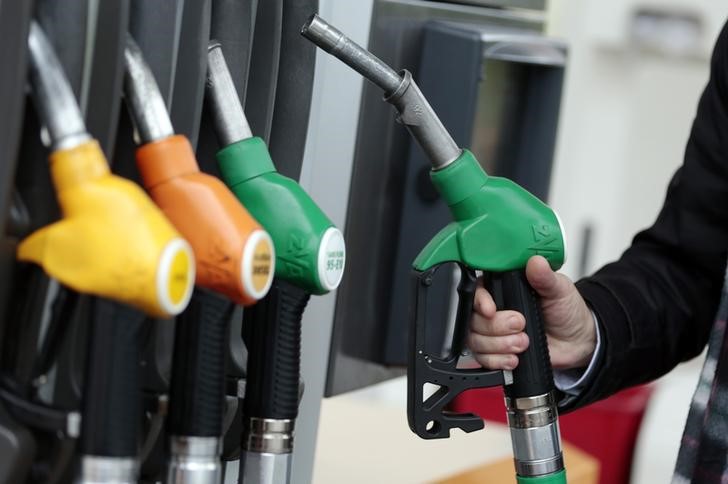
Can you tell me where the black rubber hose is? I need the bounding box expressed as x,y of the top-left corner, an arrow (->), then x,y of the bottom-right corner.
79,299 -> 146,457
267,0 -> 319,181
169,0 -> 211,149
242,279 -> 308,420
31,287 -> 78,381
167,288 -> 233,437
210,0 -> 258,102
243,0 -> 283,143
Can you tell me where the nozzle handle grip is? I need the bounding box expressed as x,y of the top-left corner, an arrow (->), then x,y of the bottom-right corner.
167,289 -> 233,437
489,271 -> 554,398
80,299 -> 145,457
242,279 -> 309,420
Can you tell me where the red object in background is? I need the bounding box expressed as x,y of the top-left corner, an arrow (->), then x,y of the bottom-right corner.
452,385 -> 654,484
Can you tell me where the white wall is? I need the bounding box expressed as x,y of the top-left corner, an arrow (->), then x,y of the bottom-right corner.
546,1 -> 726,482
547,0 -> 724,279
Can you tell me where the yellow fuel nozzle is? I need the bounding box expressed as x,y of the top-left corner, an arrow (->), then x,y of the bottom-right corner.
18,21 -> 195,318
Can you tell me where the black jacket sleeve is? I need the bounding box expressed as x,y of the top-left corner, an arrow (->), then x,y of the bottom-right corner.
561,20 -> 728,412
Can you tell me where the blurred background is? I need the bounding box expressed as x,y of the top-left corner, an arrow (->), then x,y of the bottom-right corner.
306,1 -> 727,483
3,0 -> 725,483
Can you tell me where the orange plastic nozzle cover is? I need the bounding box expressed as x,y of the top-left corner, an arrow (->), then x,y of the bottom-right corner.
136,135 -> 271,305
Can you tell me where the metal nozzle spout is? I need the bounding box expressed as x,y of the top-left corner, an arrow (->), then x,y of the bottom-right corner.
27,21 -> 90,151
301,14 -> 461,169
123,35 -> 174,144
205,42 -> 253,147
301,14 -> 402,94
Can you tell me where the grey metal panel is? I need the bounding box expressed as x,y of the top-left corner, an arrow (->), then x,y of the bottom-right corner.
291,3 -> 377,484
436,0 -> 546,11
327,0 -> 546,396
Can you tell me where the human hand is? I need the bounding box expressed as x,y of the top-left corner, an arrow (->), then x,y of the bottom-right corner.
468,256 -> 596,371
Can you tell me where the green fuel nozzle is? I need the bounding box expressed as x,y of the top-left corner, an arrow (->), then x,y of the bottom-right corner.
206,42 -> 345,296
205,42 -> 346,484
301,15 -> 565,271
304,14 -> 567,483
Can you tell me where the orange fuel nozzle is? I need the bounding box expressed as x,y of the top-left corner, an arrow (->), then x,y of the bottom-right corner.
124,35 -> 274,305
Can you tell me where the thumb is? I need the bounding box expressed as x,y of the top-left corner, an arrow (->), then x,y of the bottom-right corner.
525,256 -> 567,300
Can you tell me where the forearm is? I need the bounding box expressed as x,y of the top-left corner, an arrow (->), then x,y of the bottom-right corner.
559,239 -> 721,412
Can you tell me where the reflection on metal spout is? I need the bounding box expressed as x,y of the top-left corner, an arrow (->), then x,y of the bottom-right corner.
27,21 -> 90,151
77,455 -> 137,484
240,451 -> 291,484
301,14 -> 402,94
206,42 -> 254,147
123,35 -> 174,144
165,436 -> 222,484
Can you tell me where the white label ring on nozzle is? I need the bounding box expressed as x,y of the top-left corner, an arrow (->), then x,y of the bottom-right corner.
317,227 -> 346,292
241,229 -> 276,300
156,237 -> 195,316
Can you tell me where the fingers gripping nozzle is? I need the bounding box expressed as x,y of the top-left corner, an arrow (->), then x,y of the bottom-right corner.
19,22 -> 195,317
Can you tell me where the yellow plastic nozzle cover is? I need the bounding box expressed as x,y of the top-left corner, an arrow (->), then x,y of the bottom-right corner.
17,140 -> 195,318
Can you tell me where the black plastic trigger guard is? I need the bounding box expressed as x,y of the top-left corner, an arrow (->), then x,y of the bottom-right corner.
408,263 -> 506,440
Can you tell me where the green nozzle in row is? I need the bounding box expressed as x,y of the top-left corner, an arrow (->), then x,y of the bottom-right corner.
205,42 -> 345,295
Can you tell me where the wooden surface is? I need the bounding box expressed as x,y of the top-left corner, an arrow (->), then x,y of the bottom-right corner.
313,388 -> 598,484
314,394 -> 513,484
435,443 -> 599,484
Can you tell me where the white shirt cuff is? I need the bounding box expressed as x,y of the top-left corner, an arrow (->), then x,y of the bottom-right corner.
553,310 -> 601,396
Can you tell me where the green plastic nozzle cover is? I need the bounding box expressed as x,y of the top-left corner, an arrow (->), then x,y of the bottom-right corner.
413,150 -> 566,272
216,137 -> 345,295
517,469 -> 567,484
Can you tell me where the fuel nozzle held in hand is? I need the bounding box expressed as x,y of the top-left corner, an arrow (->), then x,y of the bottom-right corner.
206,42 -> 345,484
18,21 -> 195,318
303,15 -> 567,484
124,35 -> 275,306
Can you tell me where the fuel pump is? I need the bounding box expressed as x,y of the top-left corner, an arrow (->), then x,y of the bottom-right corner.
303,16 -> 568,484
122,35 -> 276,484
205,43 -> 345,484
22,21 -> 197,484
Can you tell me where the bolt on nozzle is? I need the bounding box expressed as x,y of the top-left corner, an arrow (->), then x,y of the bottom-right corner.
123,35 -> 175,144
206,42 -> 253,147
301,14 -> 461,170
27,21 -> 90,151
